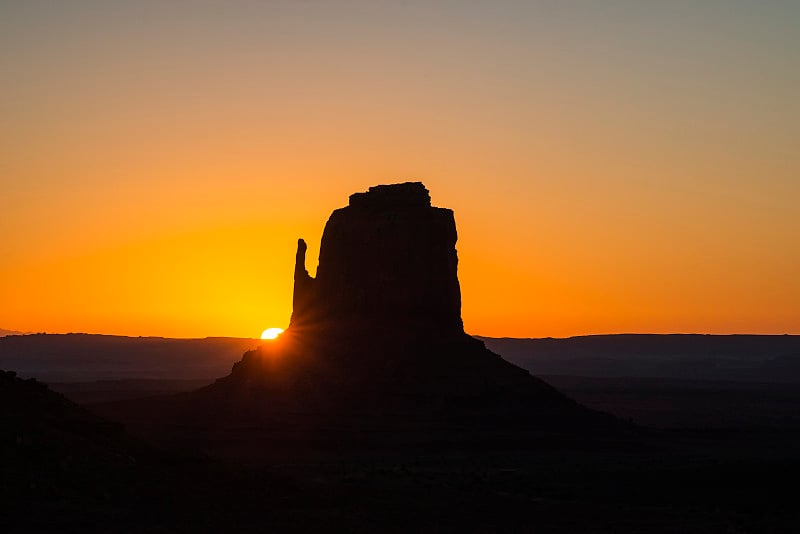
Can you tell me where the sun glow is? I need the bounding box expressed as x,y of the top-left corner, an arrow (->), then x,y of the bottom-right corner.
261,327 -> 284,340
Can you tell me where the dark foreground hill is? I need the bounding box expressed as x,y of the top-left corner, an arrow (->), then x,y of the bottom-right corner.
0,368 -> 211,530
0,367 -> 344,532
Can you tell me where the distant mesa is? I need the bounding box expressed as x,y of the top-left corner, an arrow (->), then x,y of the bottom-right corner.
0,328 -> 28,337
98,182 -> 625,453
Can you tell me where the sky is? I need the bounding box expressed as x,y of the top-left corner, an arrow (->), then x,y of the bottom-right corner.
1,1 -> 798,338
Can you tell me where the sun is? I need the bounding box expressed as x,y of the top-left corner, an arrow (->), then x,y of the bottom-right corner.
261,327 -> 284,340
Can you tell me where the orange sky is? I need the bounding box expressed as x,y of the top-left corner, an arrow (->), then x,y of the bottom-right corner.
1,1 -> 798,338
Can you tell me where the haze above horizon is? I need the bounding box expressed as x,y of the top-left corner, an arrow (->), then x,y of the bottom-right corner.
1,1 -> 798,338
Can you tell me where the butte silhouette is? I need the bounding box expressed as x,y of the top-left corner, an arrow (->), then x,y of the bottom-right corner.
101,183 -> 624,453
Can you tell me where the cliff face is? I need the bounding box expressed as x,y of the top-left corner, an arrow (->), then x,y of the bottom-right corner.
290,182 -> 462,338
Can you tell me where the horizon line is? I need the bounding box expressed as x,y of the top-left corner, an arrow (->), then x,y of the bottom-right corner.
3,330 -> 798,340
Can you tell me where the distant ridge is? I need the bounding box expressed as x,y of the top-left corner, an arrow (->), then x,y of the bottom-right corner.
0,333 -> 260,382
479,334 -> 800,383
4,333 -> 800,384
0,328 -> 27,337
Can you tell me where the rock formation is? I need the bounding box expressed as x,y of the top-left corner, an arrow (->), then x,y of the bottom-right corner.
217,182 -> 621,429
98,182 -> 626,454
290,182 -> 462,338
